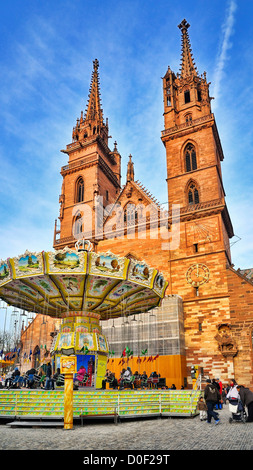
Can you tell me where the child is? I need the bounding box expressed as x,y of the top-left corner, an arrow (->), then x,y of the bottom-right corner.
197,396 -> 207,421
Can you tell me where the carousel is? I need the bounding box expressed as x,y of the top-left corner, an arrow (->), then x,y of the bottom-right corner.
0,241 -> 168,428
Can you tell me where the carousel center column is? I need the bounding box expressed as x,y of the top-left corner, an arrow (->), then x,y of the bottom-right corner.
57,310 -> 106,430
60,354 -> 77,430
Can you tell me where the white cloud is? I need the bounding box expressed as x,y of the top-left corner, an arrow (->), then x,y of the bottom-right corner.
213,0 -> 237,107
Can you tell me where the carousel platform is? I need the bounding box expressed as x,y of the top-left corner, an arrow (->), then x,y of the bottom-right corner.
0,388 -> 201,422
6,420 -> 64,428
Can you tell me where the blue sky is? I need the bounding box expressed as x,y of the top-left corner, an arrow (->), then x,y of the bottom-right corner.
0,0 -> 252,279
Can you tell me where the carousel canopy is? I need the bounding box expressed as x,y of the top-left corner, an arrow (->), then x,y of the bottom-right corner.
0,248 -> 168,320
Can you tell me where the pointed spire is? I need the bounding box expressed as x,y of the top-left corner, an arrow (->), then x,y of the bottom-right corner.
127,154 -> 134,182
178,19 -> 198,78
71,59 -> 109,144
84,59 -> 104,124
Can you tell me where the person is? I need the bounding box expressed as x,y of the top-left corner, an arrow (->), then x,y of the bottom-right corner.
118,369 -> 126,389
76,366 -> 87,383
140,371 -> 148,388
212,378 -> 219,390
52,368 -> 61,389
122,367 -> 133,388
102,368 -> 111,388
133,371 -> 140,388
150,371 -> 158,377
237,385 -> 253,422
38,367 -> 46,388
109,372 -> 118,389
123,367 -> 131,378
222,386 -> 227,404
170,384 -> 176,390
26,368 -> 36,388
4,370 -> 13,388
125,366 -> 132,377
147,371 -> 158,388
217,378 -> 223,395
216,378 -> 223,409
204,379 -> 221,424
44,362 -> 52,390
74,365 -> 88,387
102,369 -> 118,389
226,379 -> 239,402
12,367 -> 21,388
212,378 -> 222,410
197,396 -> 207,421
151,371 -> 159,388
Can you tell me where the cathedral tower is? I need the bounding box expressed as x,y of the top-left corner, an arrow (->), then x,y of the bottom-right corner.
53,59 -> 121,249
161,19 -> 233,269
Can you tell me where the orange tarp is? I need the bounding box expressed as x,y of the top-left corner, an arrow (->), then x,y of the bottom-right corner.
106,354 -> 187,390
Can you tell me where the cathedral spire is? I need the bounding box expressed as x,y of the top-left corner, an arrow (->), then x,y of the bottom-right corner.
84,59 -> 104,125
71,59 -> 109,143
126,154 -> 134,182
178,19 -> 198,78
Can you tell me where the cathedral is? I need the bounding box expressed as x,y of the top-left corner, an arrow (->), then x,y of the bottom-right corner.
21,19 -> 253,388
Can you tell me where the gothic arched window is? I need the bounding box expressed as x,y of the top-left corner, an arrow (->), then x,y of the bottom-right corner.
124,204 -> 138,226
76,177 -> 84,203
73,212 -> 83,237
185,144 -> 197,172
188,182 -> 199,205
184,90 -> 190,103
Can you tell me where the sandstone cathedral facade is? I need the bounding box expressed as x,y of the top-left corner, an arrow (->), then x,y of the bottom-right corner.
21,20 -> 253,389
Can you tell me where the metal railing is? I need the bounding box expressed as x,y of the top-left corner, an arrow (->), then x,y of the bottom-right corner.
0,389 -> 201,419
161,113 -> 214,137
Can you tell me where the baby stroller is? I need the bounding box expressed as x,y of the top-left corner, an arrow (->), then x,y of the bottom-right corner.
228,399 -> 247,423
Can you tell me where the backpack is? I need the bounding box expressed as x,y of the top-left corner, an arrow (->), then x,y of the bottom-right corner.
206,384 -> 218,401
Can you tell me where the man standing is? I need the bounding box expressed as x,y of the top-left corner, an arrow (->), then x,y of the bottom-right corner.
204,379 -> 221,424
45,362 -> 52,390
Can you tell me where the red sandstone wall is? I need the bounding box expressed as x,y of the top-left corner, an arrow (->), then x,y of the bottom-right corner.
227,268 -> 253,389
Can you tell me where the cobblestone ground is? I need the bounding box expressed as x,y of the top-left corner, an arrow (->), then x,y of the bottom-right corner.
0,404 -> 252,452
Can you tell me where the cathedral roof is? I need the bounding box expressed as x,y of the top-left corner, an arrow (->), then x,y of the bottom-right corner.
103,156 -> 161,226
238,268 -> 253,282
228,266 -> 253,287
132,180 -> 161,208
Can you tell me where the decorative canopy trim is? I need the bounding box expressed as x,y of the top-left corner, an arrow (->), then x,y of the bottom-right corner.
0,249 -> 168,320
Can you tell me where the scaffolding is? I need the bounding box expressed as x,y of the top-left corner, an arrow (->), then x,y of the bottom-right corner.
101,295 -> 185,357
